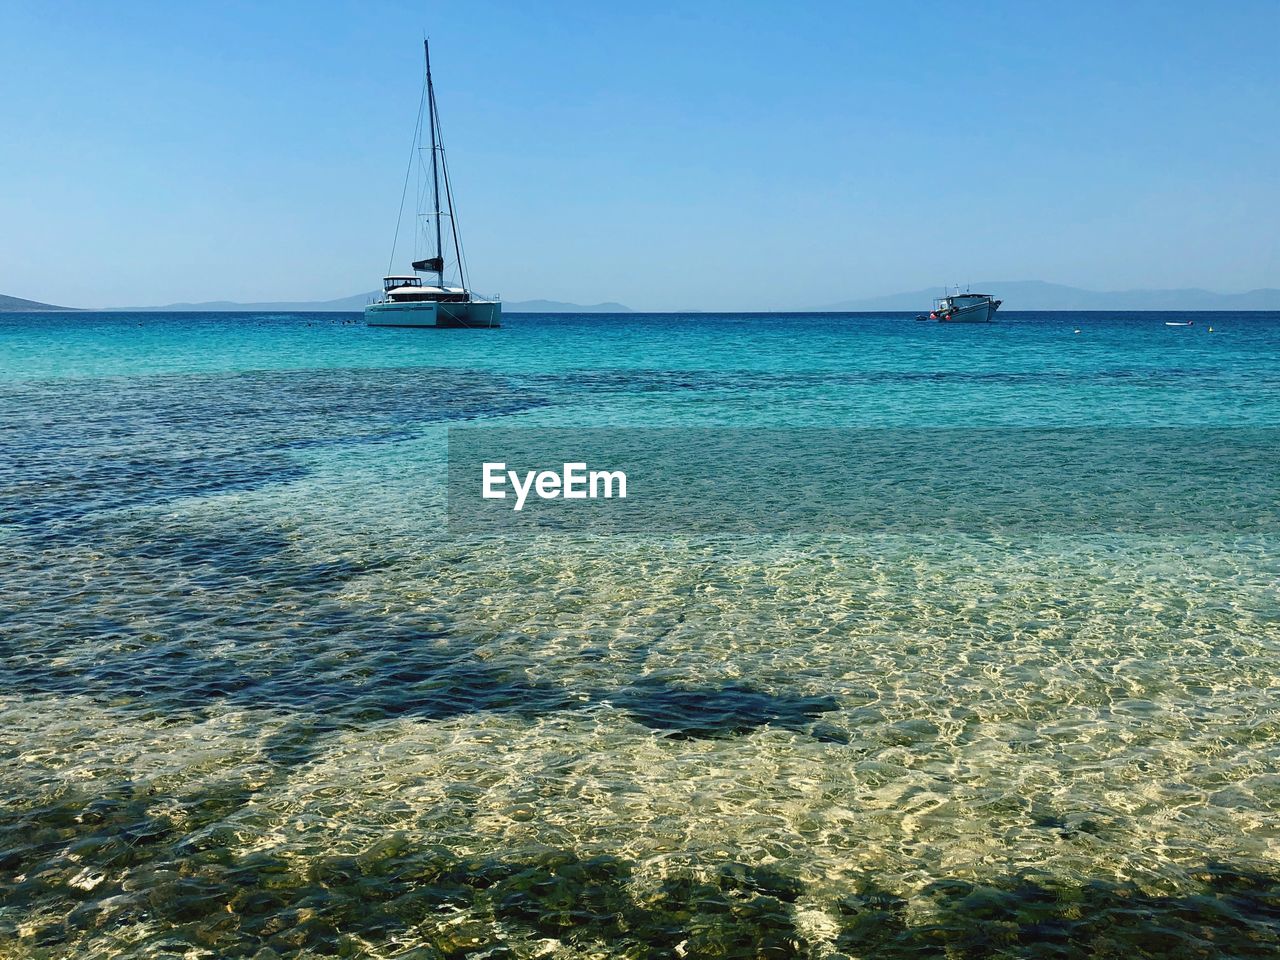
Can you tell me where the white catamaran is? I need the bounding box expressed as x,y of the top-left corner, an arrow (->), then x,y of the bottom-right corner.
366,41 -> 500,329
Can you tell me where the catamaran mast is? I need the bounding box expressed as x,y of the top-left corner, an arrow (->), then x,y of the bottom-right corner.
425,40 -> 444,290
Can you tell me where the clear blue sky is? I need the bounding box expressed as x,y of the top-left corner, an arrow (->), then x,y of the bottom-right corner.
2,0 -> 1276,310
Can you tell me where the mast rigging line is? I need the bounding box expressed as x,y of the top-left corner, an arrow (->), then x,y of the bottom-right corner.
425,39 -> 445,289
385,39 -> 473,294
386,76 -> 427,277
431,62 -> 468,292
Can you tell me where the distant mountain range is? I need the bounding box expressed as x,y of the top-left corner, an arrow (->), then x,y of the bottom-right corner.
814,281 -> 1280,312
504,299 -> 632,313
0,291 -> 633,313
119,292 -> 378,312
5,282 -> 1280,313
113,294 -> 633,313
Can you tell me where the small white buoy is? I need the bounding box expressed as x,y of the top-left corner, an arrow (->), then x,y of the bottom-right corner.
1073,328 -> 1081,335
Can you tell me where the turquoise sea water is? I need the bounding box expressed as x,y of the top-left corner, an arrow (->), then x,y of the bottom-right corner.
2,311 -> 1279,958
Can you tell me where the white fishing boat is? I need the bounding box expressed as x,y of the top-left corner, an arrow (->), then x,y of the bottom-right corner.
917,289 -> 1002,323
366,42 -> 500,329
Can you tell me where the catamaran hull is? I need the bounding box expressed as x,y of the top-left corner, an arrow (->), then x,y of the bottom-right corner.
365,300 -> 501,328
938,300 -> 999,323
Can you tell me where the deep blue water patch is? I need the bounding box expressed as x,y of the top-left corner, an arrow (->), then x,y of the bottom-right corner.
517,364 -> 1280,395
0,451 -> 307,526
0,366 -> 548,529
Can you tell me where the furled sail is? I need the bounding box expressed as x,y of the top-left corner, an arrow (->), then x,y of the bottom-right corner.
412,257 -> 444,273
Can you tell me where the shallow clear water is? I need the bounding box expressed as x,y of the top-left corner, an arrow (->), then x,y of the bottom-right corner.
1,311 -> 1278,958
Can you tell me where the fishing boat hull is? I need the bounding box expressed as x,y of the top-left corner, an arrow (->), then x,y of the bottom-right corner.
937,299 -> 1000,323
365,300 -> 501,328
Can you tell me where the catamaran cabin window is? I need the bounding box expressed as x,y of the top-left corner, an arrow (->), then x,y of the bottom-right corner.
383,277 -> 423,291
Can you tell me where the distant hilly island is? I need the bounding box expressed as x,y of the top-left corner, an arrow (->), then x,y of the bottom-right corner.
0,292 -> 633,313
4,282 -> 1280,312
114,294 -> 635,313
0,293 -> 80,311
812,280 -> 1280,312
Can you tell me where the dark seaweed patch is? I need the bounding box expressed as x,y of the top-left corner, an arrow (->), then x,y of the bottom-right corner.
632,872 -> 804,957
833,869 -> 1280,959
0,796 -> 806,958
0,452 -> 308,527
492,851 -> 636,940
5,789 -> 1278,959
3,514 -> 841,751
3,623 -> 580,740
611,679 -> 840,739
